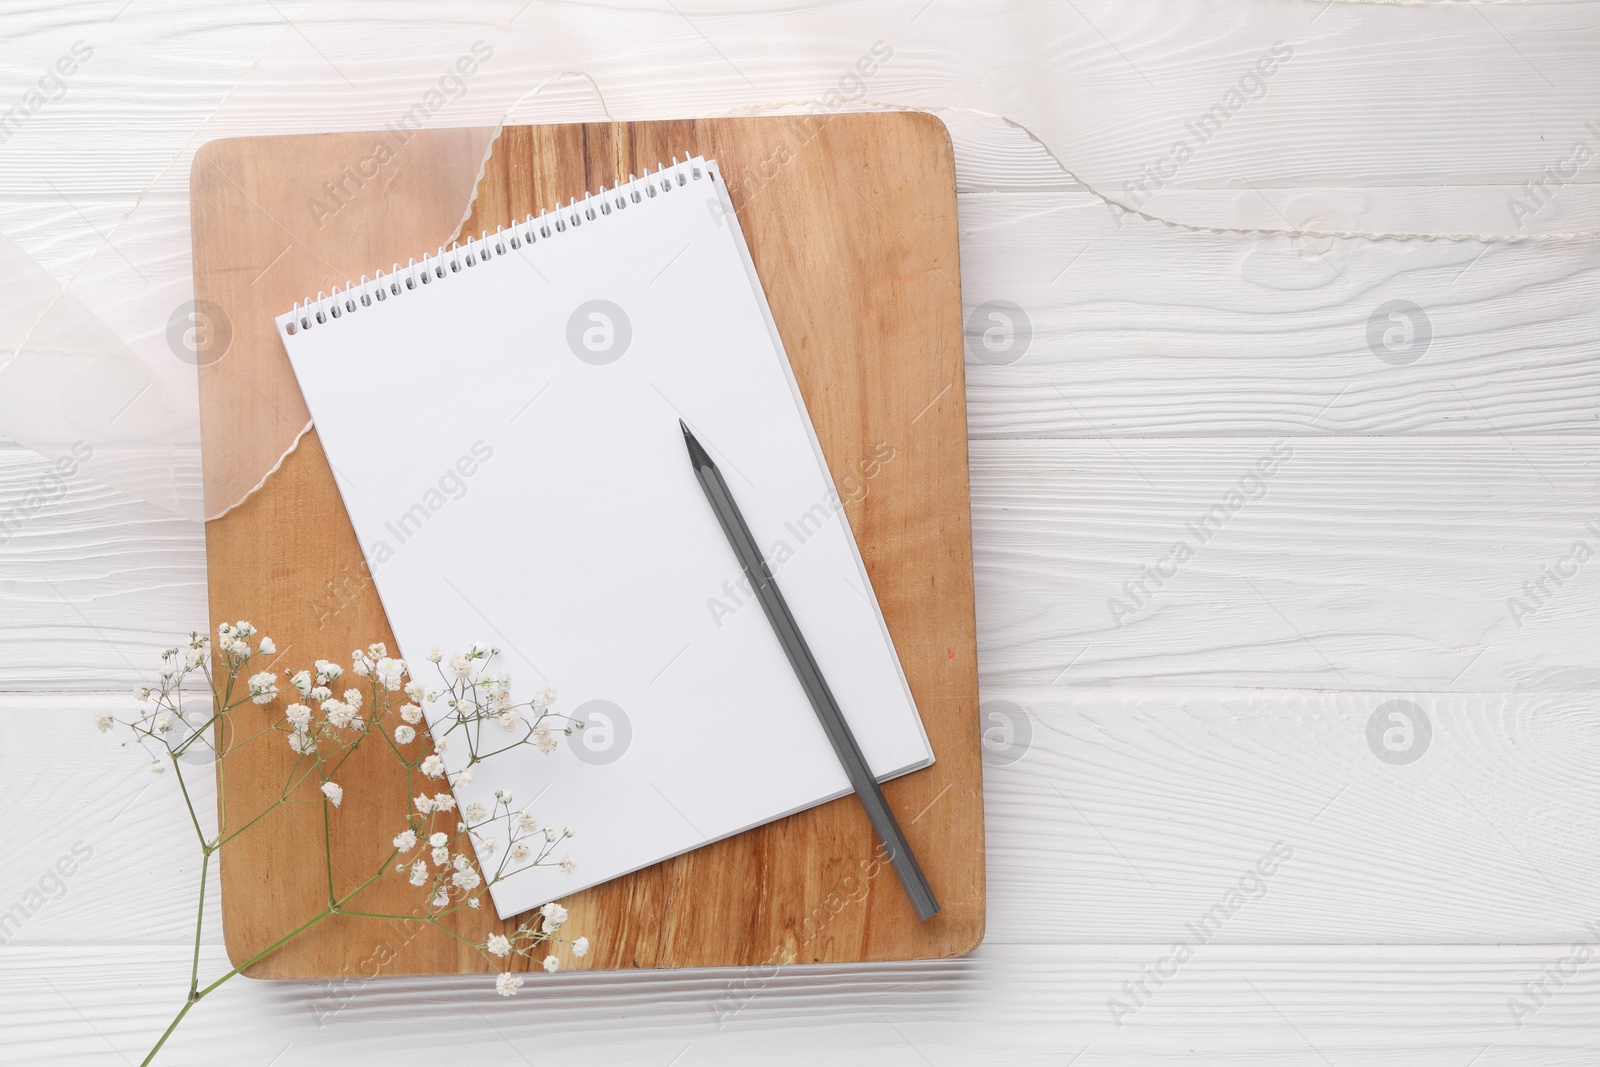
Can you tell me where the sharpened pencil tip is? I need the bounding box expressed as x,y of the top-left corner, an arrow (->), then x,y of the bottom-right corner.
679,419 -> 713,471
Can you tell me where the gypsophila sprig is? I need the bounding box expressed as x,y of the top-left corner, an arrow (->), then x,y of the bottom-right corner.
97,626 -> 592,1064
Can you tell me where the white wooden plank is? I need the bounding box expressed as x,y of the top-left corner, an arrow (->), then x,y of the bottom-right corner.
0,446 -> 206,691
2,944 -> 1595,1066
0,694 -> 218,949
938,81 -> 1600,239
979,687 -> 1600,944
970,438 -> 1600,692
7,1 -> 1600,240
908,2 -> 1600,237
957,191 -> 1600,438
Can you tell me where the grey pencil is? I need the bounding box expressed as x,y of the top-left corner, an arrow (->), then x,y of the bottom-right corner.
680,418 -> 940,921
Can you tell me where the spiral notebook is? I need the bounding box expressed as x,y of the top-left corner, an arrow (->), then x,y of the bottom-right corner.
274,157 -> 934,918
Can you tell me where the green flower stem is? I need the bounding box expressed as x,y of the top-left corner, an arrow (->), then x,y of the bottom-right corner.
211,799 -> 280,850
142,849 -> 399,1065
170,756 -> 207,849
190,849 -> 208,995
322,793 -> 336,906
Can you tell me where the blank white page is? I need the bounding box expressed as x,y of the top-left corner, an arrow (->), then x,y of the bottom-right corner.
275,158 -> 933,918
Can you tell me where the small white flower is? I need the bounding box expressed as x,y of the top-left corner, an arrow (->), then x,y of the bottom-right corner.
537,734 -> 558,754
448,653 -> 472,679
258,637 -> 276,655
393,829 -> 417,852
375,657 -> 405,692
400,703 -> 423,725
134,685 -> 151,702
420,754 -> 445,778
314,660 -> 342,685
150,759 -> 166,774
453,854 -> 470,872
468,897 -> 481,909
405,680 -> 426,703
409,860 -> 428,886
456,768 -> 475,786
429,832 -> 448,848
451,866 -> 482,891
288,730 -> 311,754
431,887 -> 449,908
427,647 -> 443,664
288,670 -> 312,696
511,843 -> 530,863
310,686 -> 332,704
517,808 -> 538,832
432,845 -> 449,866
343,688 -> 363,710
95,713 -> 115,733
414,793 -> 436,814
465,802 -> 487,822
478,837 -> 497,857
321,781 -> 343,807
486,934 -> 512,957
324,701 -> 356,730
543,955 -> 560,973
563,826 -> 574,839
286,703 -> 312,727
248,671 -> 279,705
351,651 -> 371,677
544,827 -> 556,842
233,621 -> 255,638
154,714 -> 172,732
495,788 -> 514,805
540,902 -> 567,930
432,792 -> 456,812
497,711 -> 520,731
495,972 -> 523,997
560,855 -> 576,873
571,936 -> 589,958
394,725 -> 415,745
538,685 -> 557,706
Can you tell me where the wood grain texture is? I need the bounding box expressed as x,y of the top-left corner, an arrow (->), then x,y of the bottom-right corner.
957,191 -> 1600,439
970,437 -> 1600,691
979,687 -> 1600,944
190,126 -> 498,516
191,114 -> 982,977
0,445 -> 205,690
17,1 -> 1600,239
6,944 -> 1599,1067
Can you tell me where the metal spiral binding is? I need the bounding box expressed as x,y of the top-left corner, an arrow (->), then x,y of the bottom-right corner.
283,157 -> 707,335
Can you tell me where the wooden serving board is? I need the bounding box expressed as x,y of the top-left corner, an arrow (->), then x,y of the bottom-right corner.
191,113 -> 982,978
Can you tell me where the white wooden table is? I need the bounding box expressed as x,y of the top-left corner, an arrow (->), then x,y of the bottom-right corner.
3,2 -> 1599,1063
